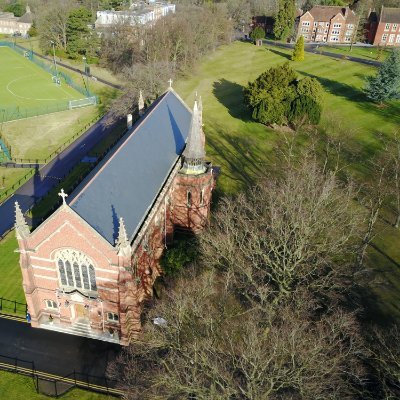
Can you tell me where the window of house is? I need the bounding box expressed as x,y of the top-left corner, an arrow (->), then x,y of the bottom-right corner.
302,21 -> 310,26
107,312 -> 119,322
393,24 -> 398,31
301,28 -> 309,33
389,34 -> 395,43
385,23 -> 390,31
45,300 -> 58,310
396,35 -> 400,43
56,250 -> 97,293
347,24 -> 354,29
326,23 -> 329,27
382,33 -> 388,41
330,36 -> 339,42
187,191 -> 192,208
333,23 -> 342,28
346,30 -> 353,36
345,36 -> 351,42
331,30 -> 340,35
314,22 -> 317,27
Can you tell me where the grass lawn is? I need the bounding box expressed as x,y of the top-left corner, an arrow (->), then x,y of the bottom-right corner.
0,46 -> 82,120
0,232 -> 24,308
318,44 -> 391,61
1,107 -> 99,160
175,41 -> 400,323
0,370 -> 112,400
0,168 -> 33,202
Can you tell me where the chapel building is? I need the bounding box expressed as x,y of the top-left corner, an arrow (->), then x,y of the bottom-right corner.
15,89 -> 215,346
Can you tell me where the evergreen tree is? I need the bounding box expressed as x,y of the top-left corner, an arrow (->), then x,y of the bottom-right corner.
365,49 -> 400,104
66,7 -> 93,59
292,36 -> 305,61
249,26 -> 265,43
244,64 -> 324,126
274,0 -> 296,41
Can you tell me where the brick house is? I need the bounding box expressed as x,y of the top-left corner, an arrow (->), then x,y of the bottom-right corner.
15,89 -> 215,346
368,6 -> 400,46
297,6 -> 358,43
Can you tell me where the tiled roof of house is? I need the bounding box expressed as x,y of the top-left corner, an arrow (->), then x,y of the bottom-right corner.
380,7 -> 400,24
68,90 -> 192,245
304,6 -> 357,23
18,10 -> 34,23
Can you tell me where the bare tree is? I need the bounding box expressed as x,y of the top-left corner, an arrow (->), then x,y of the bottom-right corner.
201,154 -> 363,308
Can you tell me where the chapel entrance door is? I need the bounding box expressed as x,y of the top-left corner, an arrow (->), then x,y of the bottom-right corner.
74,304 -> 89,323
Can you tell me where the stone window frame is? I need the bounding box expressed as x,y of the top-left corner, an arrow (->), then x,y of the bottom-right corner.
302,21 -> 310,27
385,23 -> 390,31
333,23 -> 342,28
393,24 -> 398,31
45,299 -> 58,310
55,249 -> 97,294
107,312 -> 119,323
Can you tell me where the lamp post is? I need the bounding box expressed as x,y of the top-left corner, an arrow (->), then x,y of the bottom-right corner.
50,40 -> 59,78
82,56 -> 89,95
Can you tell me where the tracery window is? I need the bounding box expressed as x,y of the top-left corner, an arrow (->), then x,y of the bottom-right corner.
56,249 -> 97,293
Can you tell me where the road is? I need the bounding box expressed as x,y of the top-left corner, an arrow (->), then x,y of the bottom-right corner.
0,318 -> 120,380
0,116 -> 121,238
263,40 -> 382,67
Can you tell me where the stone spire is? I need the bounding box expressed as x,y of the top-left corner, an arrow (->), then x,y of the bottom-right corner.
181,100 -> 206,175
115,217 -> 131,257
138,90 -> 144,116
15,201 -> 30,239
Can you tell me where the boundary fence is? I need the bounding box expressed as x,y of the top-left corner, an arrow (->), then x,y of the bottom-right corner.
0,297 -> 27,316
0,113 -> 103,205
0,41 -> 98,123
0,353 -> 122,397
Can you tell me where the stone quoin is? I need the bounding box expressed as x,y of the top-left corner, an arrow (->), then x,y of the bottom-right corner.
15,88 -> 216,345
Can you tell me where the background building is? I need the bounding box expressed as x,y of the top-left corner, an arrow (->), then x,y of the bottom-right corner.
0,5 -> 33,36
95,1 -> 175,29
368,6 -> 400,46
297,6 -> 358,44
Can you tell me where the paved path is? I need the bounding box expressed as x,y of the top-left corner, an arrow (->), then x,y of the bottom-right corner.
0,318 -> 120,379
0,116 -> 121,238
263,40 -> 382,67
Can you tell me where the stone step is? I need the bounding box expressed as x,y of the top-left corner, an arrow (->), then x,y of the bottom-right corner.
39,322 -> 119,344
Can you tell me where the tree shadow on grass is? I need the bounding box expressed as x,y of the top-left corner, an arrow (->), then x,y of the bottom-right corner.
300,71 -> 400,125
267,47 -> 292,60
212,79 -> 252,122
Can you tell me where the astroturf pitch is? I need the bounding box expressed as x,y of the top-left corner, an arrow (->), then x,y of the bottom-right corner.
0,46 -> 83,110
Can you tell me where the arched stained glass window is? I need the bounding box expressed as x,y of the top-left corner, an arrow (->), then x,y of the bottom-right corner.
56,250 -> 97,294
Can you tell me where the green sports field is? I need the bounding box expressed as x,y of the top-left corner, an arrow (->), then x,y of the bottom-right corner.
0,46 -> 83,115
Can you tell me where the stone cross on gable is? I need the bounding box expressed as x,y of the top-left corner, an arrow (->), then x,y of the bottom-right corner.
168,78 -> 173,89
58,188 -> 68,205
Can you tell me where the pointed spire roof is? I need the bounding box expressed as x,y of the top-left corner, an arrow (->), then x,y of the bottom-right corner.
138,90 -> 144,115
182,100 -> 205,162
115,217 -> 131,257
15,201 -> 30,239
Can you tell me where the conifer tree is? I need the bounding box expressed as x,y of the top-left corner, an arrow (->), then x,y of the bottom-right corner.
292,36 -> 305,61
274,0 -> 296,41
365,49 -> 400,104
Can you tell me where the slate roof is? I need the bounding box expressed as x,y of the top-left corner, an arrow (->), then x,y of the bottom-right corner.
68,90 -> 192,245
380,7 -> 400,24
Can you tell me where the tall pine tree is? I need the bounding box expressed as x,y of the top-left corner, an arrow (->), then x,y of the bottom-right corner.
292,36 -> 305,61
274,0 -> 296,41
365,49 -> 400,104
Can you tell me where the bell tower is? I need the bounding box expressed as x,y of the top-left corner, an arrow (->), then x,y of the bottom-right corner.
170,96 -> 215,234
